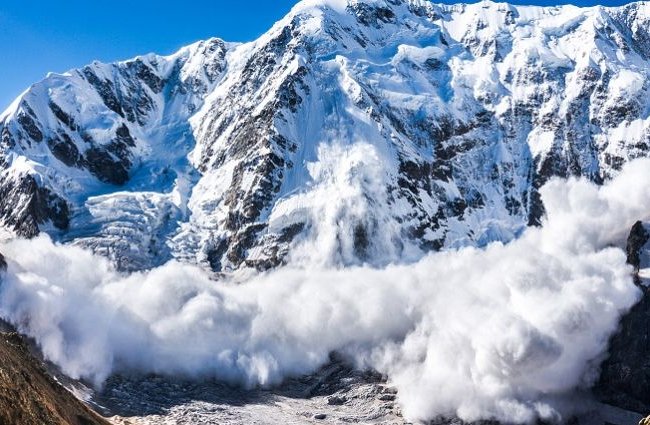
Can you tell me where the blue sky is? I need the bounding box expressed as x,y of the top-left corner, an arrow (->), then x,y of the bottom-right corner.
0,0 -> 634,111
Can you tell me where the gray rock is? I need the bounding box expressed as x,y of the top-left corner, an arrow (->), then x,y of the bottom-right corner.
378,393 -> 396,402
326,395 -> 346,405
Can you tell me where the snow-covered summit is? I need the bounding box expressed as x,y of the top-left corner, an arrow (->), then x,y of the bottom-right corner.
2,0 -> 650,272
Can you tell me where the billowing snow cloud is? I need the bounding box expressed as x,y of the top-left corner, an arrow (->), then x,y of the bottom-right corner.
2,157 -> 650,423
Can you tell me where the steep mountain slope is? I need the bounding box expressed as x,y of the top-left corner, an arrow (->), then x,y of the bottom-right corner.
2,0 -> 650,272
0,330 -> 110,425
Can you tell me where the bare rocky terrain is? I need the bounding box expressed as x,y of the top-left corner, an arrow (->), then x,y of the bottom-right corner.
99,359 -> 404,425
0,329 -> 109,425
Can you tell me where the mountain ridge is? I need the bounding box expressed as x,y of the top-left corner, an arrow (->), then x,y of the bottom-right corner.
2,0 -> 650,273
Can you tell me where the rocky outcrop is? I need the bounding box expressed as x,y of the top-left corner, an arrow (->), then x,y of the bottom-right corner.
595,221 -> 650,413
627,221 -> 650,270
0,331 -> 110,425
0,173 -> 69,237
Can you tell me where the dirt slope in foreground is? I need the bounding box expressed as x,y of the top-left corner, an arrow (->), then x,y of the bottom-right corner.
0,331 -> 109,425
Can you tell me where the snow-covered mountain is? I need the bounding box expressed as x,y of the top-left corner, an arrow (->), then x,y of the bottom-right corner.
2,0 -> 650,272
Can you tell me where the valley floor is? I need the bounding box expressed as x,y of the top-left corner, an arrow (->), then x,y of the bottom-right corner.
94,359 -> 404,425
0,321 -> 646,425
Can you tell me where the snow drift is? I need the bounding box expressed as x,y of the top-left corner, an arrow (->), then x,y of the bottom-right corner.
1,155 -> 649,423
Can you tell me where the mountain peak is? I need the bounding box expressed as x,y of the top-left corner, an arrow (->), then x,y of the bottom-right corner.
1,0 -> 650,271
292,0 -> 401,13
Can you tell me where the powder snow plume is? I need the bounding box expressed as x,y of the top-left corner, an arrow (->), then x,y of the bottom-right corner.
2,154 -> 650,423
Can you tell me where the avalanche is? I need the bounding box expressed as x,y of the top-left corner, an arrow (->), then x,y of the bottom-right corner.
1,156 -> 649,424
2,0 -> 650,423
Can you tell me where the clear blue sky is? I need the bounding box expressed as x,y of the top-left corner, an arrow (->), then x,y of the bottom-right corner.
0,0 -> 633,111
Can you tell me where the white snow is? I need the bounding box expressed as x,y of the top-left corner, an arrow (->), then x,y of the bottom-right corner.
528,130 -> 555,157
2,158 -> 650,423
609,69 -> 645,97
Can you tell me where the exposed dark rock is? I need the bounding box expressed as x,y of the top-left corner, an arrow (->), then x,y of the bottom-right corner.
84,146 -> 130,185
0,252 -> 6,271
227,223 -> 268,268
275,65 -> 309,113
219,222 -> 307,272
201,39 -> 228,83
424,57 -> 449,72
398,160 -> 432,194
131,59 -> 165,93
408,2 -> 441,20
627,221 -> 650,274
49,101 -> 77,130
17,108 -> 44,142
82,67 -> 125,118
48,133 -> 83,167
348,3 -> 396,28
223,152 -> 286,232
595,221 -> 650,413
0,174 -> 69,237
116,68 -> 157,125
115,123 -> 136,146
528,150 -> 573,226
1,125 -> 16,153
207,238 -> 230,272
527,186 -> 546,227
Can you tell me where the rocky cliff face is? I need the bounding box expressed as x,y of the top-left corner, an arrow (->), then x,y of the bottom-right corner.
596,221 -> 650,414
2,0 -> 650,272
